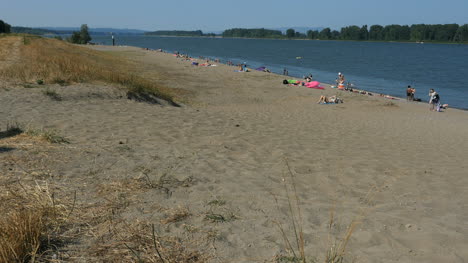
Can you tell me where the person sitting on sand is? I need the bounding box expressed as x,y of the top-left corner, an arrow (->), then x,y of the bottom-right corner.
317,95 -> 343,104
283,79 -> 301,85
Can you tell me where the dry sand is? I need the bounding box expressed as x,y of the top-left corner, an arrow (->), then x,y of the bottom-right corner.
1,44 -> 468,262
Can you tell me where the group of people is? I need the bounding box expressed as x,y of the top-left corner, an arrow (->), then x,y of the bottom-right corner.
406,86 -> 448,111
428,88 -> 449,111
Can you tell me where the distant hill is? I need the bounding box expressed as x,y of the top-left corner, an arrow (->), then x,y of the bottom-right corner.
39,27 -> 148,35
12,26 -> 58,35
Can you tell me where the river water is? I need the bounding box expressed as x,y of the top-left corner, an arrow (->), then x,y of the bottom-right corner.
92,35 -> 468,110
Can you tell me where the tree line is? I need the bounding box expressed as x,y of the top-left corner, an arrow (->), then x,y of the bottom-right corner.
146,30 -> 206,37
222,24 -> 468,42
222,28 -> 283,38
0,20 -> 12,33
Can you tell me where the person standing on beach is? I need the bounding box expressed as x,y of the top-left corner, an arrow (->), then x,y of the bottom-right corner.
429,89 -> 439,111
411,87 -> 416,101
407,85 -> 412,101
283,68 -> 288,76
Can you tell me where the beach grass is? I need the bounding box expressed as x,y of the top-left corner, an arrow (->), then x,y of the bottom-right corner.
0,35 -> 179,105
0,182 -> 68,262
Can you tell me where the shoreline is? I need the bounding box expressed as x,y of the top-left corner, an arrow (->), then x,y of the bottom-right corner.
105,43 -> 468,112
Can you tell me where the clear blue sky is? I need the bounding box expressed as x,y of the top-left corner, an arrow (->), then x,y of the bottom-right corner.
3,0 -> 468,32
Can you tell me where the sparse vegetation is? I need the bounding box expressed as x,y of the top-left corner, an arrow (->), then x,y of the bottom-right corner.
273,160 -> 359,263
0,35 -> 179,105
25,127 -> 69,144
42,87 -> 62,101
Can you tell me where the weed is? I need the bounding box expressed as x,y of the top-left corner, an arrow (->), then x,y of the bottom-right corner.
22,84 -> 37,88
36,79 -> 44,85
42,88 -> 62,101
204,213 -> 227,223
26,127 -> 69,144
51,77 -> 68,86
204,212 -> 237,223
207,199 -> 226,206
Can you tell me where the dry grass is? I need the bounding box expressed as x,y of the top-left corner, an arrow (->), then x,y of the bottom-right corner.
1,122 -> 69,144
0,181 -> 69,263
0,35 -> 179,104
161,206 -> 191,225
91,220 -> 210,263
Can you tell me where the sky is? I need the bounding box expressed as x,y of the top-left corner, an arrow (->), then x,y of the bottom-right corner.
2,0 -> 468,32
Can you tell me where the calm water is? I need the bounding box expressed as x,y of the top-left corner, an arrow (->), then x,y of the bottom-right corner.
93,35 -> 468,109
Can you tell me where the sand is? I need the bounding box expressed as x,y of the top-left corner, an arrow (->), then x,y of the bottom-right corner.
1,44 -> 468,262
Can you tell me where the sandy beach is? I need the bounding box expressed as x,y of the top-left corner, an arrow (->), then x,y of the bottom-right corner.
2,42 -> 468,262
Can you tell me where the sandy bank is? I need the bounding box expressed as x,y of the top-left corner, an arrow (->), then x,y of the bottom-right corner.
1,43 -> 467,262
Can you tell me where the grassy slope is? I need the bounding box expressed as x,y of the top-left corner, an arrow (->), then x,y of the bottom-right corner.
0,35 -> 180,105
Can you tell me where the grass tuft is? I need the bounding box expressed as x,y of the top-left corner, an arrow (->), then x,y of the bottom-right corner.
25,127 -> 69,144
0,182 -> 69,262
42,88 -> 62,101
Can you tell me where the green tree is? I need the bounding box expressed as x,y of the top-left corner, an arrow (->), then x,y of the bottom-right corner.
359,25 -> 368,40
331,30 -> 340,39
79,24 -> 91,44
0,20 -> 10,33
369,25 -> 384,40
306,30 -> 319,39
319,28 -> 331,40
454,24 -> 468,42
68,24 -> 92,44
340,25 -> 360,40
410,24 -> 426,41
286,28 -> 295,38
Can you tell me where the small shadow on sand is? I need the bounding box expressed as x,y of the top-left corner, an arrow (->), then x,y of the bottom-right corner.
0,127 -> 23,139
127,91 -> 181,107
0,146 -> 15,153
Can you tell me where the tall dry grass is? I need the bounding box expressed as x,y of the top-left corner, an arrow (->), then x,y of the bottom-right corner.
0,182 -> 68,263
0,35 -> 178,104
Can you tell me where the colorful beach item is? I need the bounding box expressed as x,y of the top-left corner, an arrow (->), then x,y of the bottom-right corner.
306,81 -> 320,87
